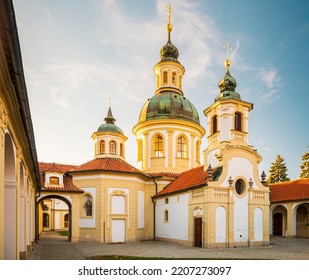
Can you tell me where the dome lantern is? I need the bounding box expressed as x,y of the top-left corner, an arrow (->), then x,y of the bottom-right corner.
97,106 -> 124,135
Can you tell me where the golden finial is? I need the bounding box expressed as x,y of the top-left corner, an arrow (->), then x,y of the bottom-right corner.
224,42 -> 232,70
166,4 -> 173,38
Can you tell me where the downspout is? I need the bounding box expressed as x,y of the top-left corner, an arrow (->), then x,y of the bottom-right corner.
151,177 -> 158,240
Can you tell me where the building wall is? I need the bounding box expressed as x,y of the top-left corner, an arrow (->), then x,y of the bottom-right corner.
72,172 -> 158,243
133,120 -> 204,173
0,97 -> 38,260
155,194 -> 189,242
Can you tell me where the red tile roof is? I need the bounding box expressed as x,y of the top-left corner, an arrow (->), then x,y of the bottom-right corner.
42,185 -> 84,193
70,157 -> 148,177
154,165 -> 209,197
39,162 -> 83,193
270,179 -> 309,203
39,162 -> 77,173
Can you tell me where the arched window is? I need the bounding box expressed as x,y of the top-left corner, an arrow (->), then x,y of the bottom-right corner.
172,72 -> 176,85
49,176 -> 59,185
110,141 -> 116,155
84,194 -> 93,216
177,135 -> 187,158
153,134 -> 164,157
163,71 -> 168,85
100,140 -> 105,154
164,209 -> 169,223
212,115 -> 218,134
234,112 -> 242,131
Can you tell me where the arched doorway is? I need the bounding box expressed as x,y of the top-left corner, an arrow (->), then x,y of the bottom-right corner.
272,205 -> 287,236
36,195 -> 72,241
296,204 -> 309,238
273,213 -> 283,235
4,133 -> 17,259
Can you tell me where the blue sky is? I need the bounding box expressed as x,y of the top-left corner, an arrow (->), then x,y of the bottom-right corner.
13,0 -> 309,180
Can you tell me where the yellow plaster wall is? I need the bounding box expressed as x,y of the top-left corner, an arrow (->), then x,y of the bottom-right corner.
72,172 -> 160,243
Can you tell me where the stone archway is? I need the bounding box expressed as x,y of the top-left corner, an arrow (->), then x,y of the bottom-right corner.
296,203 -> 309,238
36,195 -> 72,242
272,205 -> 287,236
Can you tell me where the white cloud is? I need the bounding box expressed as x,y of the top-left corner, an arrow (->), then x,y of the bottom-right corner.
260,68 -> 280,89
258,67 -> 281,102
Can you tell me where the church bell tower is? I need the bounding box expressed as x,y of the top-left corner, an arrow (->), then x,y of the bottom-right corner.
204,49 -> 254,168
132,4 -> 205,173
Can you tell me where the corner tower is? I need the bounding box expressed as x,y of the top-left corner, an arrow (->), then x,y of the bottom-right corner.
203,54 -> 270,246
203,55 -> 255,167
133,5 -> 205,173
92,106 -> 127,160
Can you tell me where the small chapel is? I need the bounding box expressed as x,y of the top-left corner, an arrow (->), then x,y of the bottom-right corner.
36,5 -> 270,248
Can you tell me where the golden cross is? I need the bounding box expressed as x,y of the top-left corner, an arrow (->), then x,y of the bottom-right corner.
167,4 -> 173,24
224,42 -> 232,60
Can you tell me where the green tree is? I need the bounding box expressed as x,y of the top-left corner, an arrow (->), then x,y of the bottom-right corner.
300,148 -> 309,178
267,154 -> 290,184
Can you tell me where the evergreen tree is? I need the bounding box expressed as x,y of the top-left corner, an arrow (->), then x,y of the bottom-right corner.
300,148 -> 309,178
267,154 -> 290,184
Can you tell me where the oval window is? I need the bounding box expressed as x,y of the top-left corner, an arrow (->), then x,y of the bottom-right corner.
235,179 -> 246,195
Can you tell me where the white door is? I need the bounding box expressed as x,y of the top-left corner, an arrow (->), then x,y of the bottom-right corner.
112,219 -> 125,242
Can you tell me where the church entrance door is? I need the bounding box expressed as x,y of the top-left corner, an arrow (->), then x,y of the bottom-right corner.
112,219 -> 125,243
273,213 -> 283,235
194,218 -> 202,247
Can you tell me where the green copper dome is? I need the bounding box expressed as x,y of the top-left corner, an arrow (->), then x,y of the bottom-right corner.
97,123 -> 124,134
160,39 -> 179,63
138,91 -> 200,124
97,107 -> 124,135
215,69 -> 241,102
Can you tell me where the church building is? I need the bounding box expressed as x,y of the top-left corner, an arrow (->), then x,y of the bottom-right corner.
36,5 -> 270,248
3,1 -> 309,260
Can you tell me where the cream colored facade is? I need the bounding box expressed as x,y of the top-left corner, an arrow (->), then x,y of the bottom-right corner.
133,119 -> 204,173
0,1 -> 40,259
72,172 -> 152,242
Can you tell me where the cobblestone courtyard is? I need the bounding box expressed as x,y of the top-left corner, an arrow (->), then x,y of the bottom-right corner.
27,231 -> 309,260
